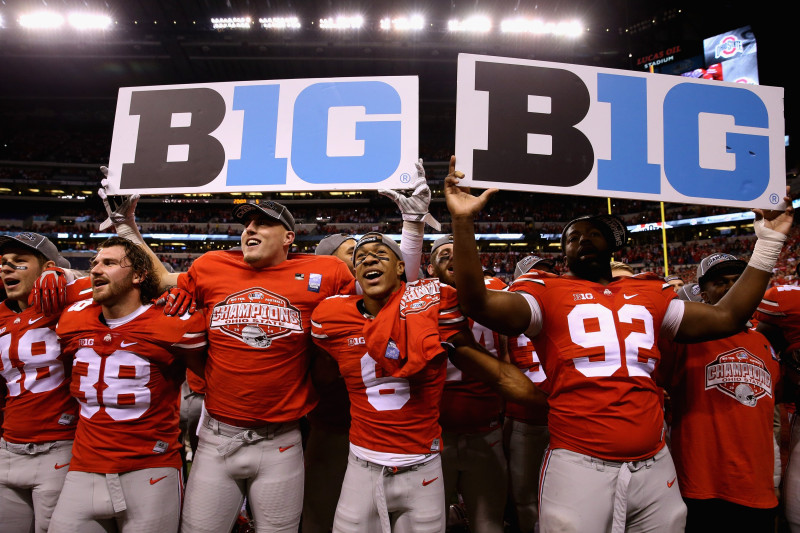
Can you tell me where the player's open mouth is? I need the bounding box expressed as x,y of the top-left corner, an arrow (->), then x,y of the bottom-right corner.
2,278 -> 20,288
245,238 -> 261,247
93,279 -> 108,288
363,270 -> 382,281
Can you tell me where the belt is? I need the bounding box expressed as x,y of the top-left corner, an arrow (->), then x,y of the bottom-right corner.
351,453 -> 437,476
203,416 -> 294,457
0,438 -> 72,456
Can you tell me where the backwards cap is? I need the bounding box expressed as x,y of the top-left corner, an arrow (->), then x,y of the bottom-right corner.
232,201 -> 295,232
514,255 -> 555,279
560,215 -> 627,252
430,234 -> 453,257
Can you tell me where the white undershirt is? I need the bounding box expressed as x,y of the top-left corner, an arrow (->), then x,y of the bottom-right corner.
104,304 -> 151,329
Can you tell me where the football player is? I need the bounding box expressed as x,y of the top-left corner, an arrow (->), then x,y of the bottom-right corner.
443,155 -> 793,532
49,237 -> 207,532
660,253 -> 780,531
0,233 -> 81,533
426,233 -> 508,533
310,232 -> 544,532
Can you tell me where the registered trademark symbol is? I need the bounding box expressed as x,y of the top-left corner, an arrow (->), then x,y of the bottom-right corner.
769,193 -> 780,204
400,173 -> 411,183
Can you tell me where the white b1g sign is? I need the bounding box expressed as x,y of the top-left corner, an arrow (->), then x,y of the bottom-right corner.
455,53 -> 785,209
105,76 -> 419,194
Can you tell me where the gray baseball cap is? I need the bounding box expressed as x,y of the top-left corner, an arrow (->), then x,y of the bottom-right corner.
514,255 -> 555,279
696,253 -> 748,286
232,200 -> 295,232
353,232 -> 403,262
430,234 -> 453,257
676,282 -> 703,302
316,233 -> 355,256
0,232 -> 62,263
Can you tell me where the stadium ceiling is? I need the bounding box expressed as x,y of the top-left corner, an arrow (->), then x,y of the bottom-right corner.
0,0 -> 782,102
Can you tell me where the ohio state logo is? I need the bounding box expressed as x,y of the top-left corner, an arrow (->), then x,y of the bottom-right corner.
705,348 -> 772,407
715,35 -> 743,59
210,288 -> 302,348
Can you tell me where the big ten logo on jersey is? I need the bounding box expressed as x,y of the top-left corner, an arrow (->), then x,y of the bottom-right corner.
348,336 -> 366,346
0,328 -> 65,396
455,54 -> 785,209
573,292 -> 594,301
105,76 -> 419,195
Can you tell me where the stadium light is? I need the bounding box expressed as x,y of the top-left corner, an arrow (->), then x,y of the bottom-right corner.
448,16 -> 491,33
211,17 -> 252,29
68,13 -> 113,30
500,18 -> 583,37
19,11 -> 65,29
259,17 -> 301,30
319,15 -> 364,30
379,15 -> 424,31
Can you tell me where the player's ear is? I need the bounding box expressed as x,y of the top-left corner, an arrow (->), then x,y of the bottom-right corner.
396,260 -> 405,277
284,230 -> 296,247
427,264 -> 435,276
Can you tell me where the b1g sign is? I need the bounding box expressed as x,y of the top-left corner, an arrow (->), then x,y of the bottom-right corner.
455,54 -> 785,209
105,76 -> 419,194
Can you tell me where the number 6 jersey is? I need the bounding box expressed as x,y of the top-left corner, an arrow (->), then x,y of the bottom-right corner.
510,273 -> 681,462
56,300 -> 207,473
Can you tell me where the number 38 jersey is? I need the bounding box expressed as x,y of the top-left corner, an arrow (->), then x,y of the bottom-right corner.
57,300 -> 207,473
510,274 -> 679,461
310,285 -> 465,455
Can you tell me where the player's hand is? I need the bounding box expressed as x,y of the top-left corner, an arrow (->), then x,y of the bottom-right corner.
155,287 -> 197,316
29,267 -> 68,316
98,166 -> 143,243
378,159 -> 441,230
443,155 -> 498,218
753,186 -> 794,238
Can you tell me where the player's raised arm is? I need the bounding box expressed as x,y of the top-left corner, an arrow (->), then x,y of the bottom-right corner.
444,156 -> 532,336
98,167 -> 178,290
675,190 -> 794,343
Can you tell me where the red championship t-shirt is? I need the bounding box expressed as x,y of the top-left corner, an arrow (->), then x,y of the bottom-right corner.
509,274 -> 677,461
57,301 -> 207,473
440,277 -> 505,434
178,251 -> 355,426
662,329 -> 779,508
311,283 -> 466,454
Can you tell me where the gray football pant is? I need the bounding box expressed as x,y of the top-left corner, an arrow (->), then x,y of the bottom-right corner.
181,416 -> 304,533
539,446 -> 686,533
333,451 -> 445,533
0,438 -> 72,533
48,467 -> 182,533
440,427 -> 507,533
504,420 -> 549,533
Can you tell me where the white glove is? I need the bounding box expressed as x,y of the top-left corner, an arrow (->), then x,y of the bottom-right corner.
379,159 -> 441,231
98,166 -> 143,244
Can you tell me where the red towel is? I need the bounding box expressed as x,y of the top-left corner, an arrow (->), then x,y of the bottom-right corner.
363,279 -> 445,378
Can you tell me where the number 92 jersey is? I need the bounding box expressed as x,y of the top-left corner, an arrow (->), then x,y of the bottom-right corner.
509,273 -> 678,462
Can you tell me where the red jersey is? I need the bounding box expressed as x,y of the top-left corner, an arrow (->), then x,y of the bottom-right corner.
509,274 -> 677,461
57,301 -> 207,473
440,277 -> 505,434
0,303 -> 77,443
662,330 -> 779,508
505,333 -> 550,425
178,251 -> 355,426
756,285 -> 800,348
311,283 -> 466,454
0,280 -> 90,443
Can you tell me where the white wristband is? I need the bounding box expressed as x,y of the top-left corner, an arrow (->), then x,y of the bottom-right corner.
115,223 -> 144,245
748,237 -> 785,273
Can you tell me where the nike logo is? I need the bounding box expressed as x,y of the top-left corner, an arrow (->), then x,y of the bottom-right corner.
28,317 -> 43,325
489,440 -> 501,448
120,341 -> 137,348
149,475 -> 168,485
279,445 -> 295,453
623,294 -> 638,300
422,477 -> 439,486
54,463 -> 70,470
667,477 -> 676,488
